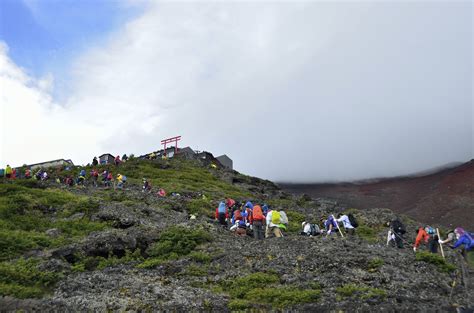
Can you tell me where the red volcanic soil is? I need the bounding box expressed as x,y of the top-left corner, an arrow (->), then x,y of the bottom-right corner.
279,160 -> 474,229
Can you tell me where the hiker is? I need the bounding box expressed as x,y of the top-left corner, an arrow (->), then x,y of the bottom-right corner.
91,169 -> 99,187
414,226 -> 429,252
265,209 -> 283,238
92,157 -> 98,166
450,227 -> 474,259
35,170 -> 42,180
114,155 -> 121,166
230,219 -> 247,236
232,207 -> 243,224
0,168 -> 4,178
157,188 -> 166,197
389,218 -> 406,248
226,198 -> 237,217
65,176 -> 74,187
262,204 -> 269,216
101,170 -> 109,186
41,171 -> 49,181
106,171 -> 113,187
76,169 -> 86,185
25,168 -> 31,179
142,178 -> 152,192
324,215 -> 339,235
122,154 -> 128,162
11,168 -> 17,179
215,201 -> 228,227
148,152 -> 156,160
117,173 -> 127,189
252,204 -> 265,239
5,165 -> 12,179
336,213 -> 356,235
439,230 -> 456,245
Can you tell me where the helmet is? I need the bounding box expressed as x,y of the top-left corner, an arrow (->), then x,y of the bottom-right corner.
301,221 -> 307,227
117,174 -> 120,177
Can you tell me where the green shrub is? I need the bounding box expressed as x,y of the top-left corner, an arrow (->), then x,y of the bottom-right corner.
245,287 -> 321,308
189,251 -> 211,263
181,264 -> 209,277
147,226 -> 212,259
357,225 -> 378,243
286,211 -> 305,234
336,284 -> 387,301
415,251 -> 456,273
186,199 -> 214,218
0,258 -> 62,298
367,258 -> 384,272
221,272 -> 320,309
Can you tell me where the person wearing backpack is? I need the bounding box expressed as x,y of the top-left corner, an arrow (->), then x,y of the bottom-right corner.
265,210 -> 282,238
336,213 -> 356,235
390,218 -> 406,248
5,165 -> 12,179
451,227 -> 474,260
215,201 -> 228,227
92,157 -> 98,166
412,226 -> 438,253
91,169 -> 99,187
252,205 -> 266,240
277,210 -> 289,235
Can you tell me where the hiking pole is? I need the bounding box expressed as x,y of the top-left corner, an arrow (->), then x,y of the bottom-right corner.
332,215 -> 344,238
436,228 -> 445,259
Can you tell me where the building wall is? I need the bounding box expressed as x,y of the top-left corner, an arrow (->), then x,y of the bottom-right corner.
30,160 -> 71,170
216,155 -> 233,170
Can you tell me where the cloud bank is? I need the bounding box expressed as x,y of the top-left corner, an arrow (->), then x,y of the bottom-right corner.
1,1 -> 472,182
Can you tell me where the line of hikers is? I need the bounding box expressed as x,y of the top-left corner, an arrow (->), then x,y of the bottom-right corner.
214,199 -> 359,240
215,199 -> 473,259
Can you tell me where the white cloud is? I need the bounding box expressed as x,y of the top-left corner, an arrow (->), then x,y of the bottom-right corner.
1,2 -> 472,181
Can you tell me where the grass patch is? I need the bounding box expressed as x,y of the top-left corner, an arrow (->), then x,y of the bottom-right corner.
0,182 -> 107,260
137,226 -> 212,269
286,210 -> 306,234
356,225 -> 379,243
336,284 -> 387,301
367,258 -> 384,272
189,251 -> 212,263
181,264 -> 209,277
219,272 -> 320,309
0,258 -> 62,298
185,198 -> 214,218
415,251 -> 456,273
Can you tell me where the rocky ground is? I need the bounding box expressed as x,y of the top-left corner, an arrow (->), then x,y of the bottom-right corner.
1,158 -> 473,312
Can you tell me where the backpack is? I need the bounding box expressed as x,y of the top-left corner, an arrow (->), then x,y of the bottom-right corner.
310,224 -> 321,236
348,213 -> 358,228
122,176 -> 127,182
271,211 -> 281,224
392,220 -> 406,234
253,205 -> 264,220
279,211 -> 288,224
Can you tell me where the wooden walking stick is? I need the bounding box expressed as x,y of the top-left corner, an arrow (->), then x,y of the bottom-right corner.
436,228 -> 445,259
332,215 -> 344,238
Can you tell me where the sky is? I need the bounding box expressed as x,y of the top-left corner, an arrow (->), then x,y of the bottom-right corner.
0,0 -> 472,182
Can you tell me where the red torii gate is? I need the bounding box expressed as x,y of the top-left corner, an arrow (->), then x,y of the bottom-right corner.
161,136 -> 181,156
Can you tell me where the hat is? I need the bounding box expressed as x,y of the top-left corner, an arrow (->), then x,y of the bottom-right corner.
302,221 -> 307,227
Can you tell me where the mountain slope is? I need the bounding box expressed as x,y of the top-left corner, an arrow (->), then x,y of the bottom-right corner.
279,160 -> 474,229
1,157 -> 473,311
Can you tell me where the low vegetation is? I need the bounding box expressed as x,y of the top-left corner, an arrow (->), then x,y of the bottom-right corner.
0,182 -> 107,260
415,251 -> 456,273
336,283 -> 387,301
220,272 -> 321,309
138,226 -> 212,268
0,258 -> 62,298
